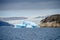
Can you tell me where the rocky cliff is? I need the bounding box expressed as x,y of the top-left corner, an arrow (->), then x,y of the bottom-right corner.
40,14 -> 60,27
0,21 -> 14,26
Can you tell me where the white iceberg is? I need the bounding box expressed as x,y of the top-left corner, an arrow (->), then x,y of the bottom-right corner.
14,20 -> 40,28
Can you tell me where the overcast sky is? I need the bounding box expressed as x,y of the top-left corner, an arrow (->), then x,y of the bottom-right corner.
0,0 -> 60,10
0,0 -> 60,17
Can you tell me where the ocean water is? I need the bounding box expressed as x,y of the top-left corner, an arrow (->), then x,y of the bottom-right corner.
0,26 -> 60,40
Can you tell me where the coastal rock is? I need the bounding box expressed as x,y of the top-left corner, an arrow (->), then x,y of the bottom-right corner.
40,14 -> 60,27
0,21 -> 14,26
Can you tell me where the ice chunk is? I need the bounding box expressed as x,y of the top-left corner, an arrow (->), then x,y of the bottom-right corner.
14,20 -> 39,28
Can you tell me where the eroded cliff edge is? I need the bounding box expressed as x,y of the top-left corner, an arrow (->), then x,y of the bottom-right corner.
40,14 -> 60,27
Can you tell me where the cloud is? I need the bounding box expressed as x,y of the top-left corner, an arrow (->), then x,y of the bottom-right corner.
0,9 -> 60,17
1,0 -> 60,3
0,1 -> 60,10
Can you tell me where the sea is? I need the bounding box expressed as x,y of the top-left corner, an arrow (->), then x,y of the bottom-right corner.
0,26 -> 60,40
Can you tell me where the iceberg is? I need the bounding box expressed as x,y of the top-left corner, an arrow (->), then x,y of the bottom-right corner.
14,20 -> 39,28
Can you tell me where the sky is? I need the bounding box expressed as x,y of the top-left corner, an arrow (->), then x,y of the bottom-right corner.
0,0 -> 60,17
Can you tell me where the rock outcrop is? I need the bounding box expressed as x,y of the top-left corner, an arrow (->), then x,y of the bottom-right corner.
0,21 -> 14,26
40,14 -> 60,27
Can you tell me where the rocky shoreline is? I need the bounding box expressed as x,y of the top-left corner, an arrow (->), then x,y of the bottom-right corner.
40,14 -> 60,27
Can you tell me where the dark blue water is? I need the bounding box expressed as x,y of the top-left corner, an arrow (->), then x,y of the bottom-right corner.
0,26 -> 60,40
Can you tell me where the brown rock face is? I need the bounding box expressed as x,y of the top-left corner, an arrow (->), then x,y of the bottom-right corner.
40,14 -> 60,27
